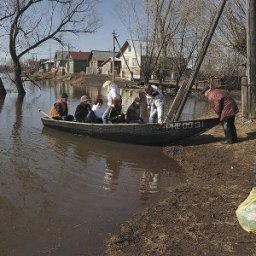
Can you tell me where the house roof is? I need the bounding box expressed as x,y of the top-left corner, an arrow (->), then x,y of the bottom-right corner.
69,51 -> 91,61
116,41 -> 130,58
101,57 -> 121,66
54,51 -> 91,61
116,40 -> 150,58
91,50 -> 117,61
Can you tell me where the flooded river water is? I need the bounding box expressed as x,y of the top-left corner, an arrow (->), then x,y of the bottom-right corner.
0,77 -> 208,255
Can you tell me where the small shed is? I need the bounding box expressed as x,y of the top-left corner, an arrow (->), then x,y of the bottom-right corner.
54,51 -> 91,73
67,51 -> 91,73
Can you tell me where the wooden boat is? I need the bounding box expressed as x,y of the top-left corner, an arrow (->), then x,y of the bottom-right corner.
41,117 -> 219,146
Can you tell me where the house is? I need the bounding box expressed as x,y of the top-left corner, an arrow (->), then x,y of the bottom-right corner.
54,51 -> 69,72
39,59 -> 54,72
88,50 -> 120,75
100,57 -> 121,75
54,51 -> 91,74
68,51 -> 91,73
116,40 -> 145,80
116,40 -> 186,81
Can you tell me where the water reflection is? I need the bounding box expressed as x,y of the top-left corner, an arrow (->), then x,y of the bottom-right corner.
103,159 -> 120,191
139,171 -> 159,198
0,94 -> 6,113
12,95 -> 24,136
41,127 -> 181,197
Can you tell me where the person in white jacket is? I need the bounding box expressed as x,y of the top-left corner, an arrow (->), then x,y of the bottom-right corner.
91,98 -> 107,123
144,84 -> 164,124
102,80 -> 122,123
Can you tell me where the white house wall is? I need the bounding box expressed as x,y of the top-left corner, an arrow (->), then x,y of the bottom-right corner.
120,44 -> 141,79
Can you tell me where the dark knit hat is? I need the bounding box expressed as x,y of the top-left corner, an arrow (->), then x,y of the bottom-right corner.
134,97 -> 141,102
61,92 -> 68,98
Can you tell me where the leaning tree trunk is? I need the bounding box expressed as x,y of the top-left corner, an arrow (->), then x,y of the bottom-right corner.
9,29 -> 26,96
0,78 -> 6,95
13,59 -> 26,95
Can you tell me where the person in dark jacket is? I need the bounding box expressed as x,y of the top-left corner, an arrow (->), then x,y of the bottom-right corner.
105,97 -> 125,124
203,87 -> 239,144
74,95 -> 94,122
126,97 -> 144,123
49,92 -> 74,121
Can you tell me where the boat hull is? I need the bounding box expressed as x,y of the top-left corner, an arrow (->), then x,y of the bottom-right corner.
41,117 -> 219,146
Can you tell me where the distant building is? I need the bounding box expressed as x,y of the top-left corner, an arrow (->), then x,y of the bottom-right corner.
100,57 -> 121,76
116,40 -> 186,81
116,40 -> 142,80
54,51 -> 91,74
88,50 -> 119,75
68,51 -> 91,73
39,59 -> 54,72
54,51 -> 69,72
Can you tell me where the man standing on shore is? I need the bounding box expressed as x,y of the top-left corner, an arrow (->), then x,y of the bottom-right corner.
202,86 -> 239,144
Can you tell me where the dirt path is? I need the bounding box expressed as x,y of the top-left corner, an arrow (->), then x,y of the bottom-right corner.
106,118 -> 256,255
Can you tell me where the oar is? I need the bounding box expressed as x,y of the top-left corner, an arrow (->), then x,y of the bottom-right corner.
236,162 -> 256,232
38,109 -> 52,119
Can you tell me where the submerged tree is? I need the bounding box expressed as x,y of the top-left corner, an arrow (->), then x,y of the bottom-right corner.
0,2 -> 16,95
1,0 -> 100,95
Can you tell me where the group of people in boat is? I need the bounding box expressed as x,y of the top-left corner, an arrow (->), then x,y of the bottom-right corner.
48,78 -> 240,144
49,80 -> 164,124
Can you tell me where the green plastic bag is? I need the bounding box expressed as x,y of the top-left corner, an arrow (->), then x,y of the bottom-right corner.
236,187 -> 256,232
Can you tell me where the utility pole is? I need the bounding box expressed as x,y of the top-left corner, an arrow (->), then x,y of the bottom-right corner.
112,30 -> 116,82
67,43 -> 70,73
49,47 -> 51,61
246,0 -> 256,118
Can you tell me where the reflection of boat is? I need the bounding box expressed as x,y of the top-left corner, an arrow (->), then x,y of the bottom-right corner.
41,117 -> 219,146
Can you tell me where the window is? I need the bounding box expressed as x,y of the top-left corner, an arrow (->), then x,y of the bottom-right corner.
132,58 -> 138,67
128,45 -> 132,52
124,58 -> 129,66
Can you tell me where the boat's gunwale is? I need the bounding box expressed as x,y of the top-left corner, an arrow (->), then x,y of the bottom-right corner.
41,117 -> 220,145
41,117 -> 219,127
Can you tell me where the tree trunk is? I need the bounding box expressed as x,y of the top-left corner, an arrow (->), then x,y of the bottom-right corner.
0,78 -> 6,95
13,59 -> 26,95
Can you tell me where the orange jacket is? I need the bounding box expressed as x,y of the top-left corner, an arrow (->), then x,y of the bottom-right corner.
49,99 -> 68,117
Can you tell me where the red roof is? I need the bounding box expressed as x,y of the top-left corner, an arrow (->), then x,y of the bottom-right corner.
69,51 -> 91,60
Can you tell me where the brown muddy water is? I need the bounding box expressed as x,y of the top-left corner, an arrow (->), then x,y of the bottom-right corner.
0,77 -> 208,255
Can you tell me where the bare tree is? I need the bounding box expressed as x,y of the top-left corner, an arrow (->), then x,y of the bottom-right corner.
117,0 -> 180,84
197,0 -> 246,79
166,0 -> 211,90
216,0 -> 246,56
1,0 -> 100,95
0,2 -> 16,95
117,0 -> 215,88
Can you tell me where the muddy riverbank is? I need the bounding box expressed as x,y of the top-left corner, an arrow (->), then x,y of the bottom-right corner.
106,116 -> 256,255
31,72 -> 138,89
